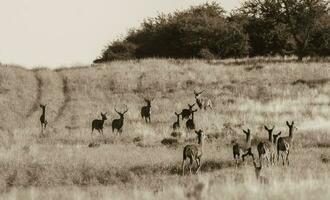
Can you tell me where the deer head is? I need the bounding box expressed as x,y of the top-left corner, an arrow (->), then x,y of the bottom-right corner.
115,105 -> 128,119
100,112 -> 107,120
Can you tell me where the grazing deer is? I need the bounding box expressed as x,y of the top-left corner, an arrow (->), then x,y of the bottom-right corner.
180,103 -> 195,120
253,159 -> 269,184
277,121 -> 296,166
39,104 -> 48,133
91,112 -> 107,141
112,105 -> 128,134
186,109 -> 197,130
141,98 -> 153,123
233,129 -> 254,166
172,112 -> 181,130
194,90 -> 212,110
257,125 -> 276,166
182,129 -> 205,175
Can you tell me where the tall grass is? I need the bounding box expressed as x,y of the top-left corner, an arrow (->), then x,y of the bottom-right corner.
0,59 -> 330,199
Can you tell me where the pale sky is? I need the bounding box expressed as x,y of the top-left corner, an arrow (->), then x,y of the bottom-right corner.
0,0 -> 241,68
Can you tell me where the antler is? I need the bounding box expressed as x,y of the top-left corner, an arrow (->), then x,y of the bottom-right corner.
123,104 -> 128,114
114,106 -> 120,114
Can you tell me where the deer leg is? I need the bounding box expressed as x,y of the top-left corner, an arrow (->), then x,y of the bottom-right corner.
189,157 -> 193,175
286,150 -> 290,166
265,155 -> 270,167
281,152 -> 285,166
196,158 -> 202,174
182,159 -> 186,176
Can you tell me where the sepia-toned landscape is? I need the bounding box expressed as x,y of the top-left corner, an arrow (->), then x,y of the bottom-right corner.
1,58 -> 330,199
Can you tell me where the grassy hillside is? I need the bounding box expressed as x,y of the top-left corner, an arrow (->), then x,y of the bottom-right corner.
0,59 -> 330,199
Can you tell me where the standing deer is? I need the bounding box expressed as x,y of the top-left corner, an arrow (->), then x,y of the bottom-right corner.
277,121 -> 296,166
172,112 -> 181,130
186,109 -> 197,130
91,112 -> 107,142
112,105 -> 128,135
180,103 -> 195,120
257,125 -> 276,166
273,131 -> 282,145
253,159 -> 269,184
194,90 -> 212,110
141,98 -> 153,123
233,129 -> 254,166
40,104 -> 48,133
182,129 -> 205,175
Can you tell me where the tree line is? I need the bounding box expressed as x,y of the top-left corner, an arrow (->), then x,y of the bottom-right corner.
94,0 -> 330,63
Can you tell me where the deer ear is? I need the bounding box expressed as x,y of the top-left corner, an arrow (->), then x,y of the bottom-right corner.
264,126 -> 268,130
278,131 -> 282,135
286,121 -> 290,126
292,121 -> 294,125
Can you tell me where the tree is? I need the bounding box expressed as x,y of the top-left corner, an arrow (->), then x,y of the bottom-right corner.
241,0 -> 330,60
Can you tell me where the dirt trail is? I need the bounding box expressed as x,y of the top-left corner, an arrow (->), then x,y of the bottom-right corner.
54,73 -> 70,122
25,70 -> 42,118
25,69 -> 66,129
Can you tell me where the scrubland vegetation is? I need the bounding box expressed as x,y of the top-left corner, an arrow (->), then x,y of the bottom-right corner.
0,58 -> 330,199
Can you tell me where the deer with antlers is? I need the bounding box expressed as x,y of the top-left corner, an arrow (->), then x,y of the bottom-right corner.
39,104 -> 48,133
194,90 -> 212,110
112,105 -> 128,135
141,98 -> 153,123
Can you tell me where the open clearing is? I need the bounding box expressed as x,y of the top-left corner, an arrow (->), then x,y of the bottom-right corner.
1,59 -> 330,199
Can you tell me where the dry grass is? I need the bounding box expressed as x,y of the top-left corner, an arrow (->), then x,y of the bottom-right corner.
1,59 -> 330,199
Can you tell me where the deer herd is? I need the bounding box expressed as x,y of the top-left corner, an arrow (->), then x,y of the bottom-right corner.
38,89 -> 297,183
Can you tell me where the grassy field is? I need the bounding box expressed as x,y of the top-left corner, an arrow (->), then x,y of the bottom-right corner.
1,58 -> 330,199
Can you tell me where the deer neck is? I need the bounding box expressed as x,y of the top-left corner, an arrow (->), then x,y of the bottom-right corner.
288,127 -> 294,142
268,132 -> 272,142
196,98 -> 202,108
198,137 -> 204,156
42,108 -> 45,116
177,116 -> 180,125
246,134 -> 251,146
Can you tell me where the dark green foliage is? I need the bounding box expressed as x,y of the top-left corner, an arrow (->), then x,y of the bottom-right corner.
95,1 -> 330,62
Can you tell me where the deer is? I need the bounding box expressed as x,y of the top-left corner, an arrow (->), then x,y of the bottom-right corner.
112,105 -> 128,135
277,121 -> 296,166
273,132 -> 282,146
194,90 -> 213,110
172,112 -> 181,130
253,159 -> 269,184
186,109 -> 198,130
257,125 -> 276,167
91,112 -> 107,142
182,129 -> 205,175
39,104 -> 48,133
180,103 -> 195,120
271,131 -> 282,163
141,98 -> 153,123
232,129 -> 254,166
